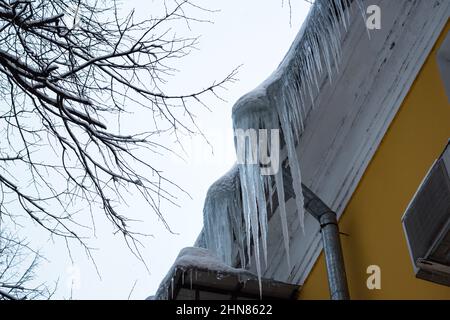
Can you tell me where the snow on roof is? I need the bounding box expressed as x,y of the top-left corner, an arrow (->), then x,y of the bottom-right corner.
153,247 -> 256,300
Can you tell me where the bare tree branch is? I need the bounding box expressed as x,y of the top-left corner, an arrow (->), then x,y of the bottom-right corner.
0,0 -> 237,259
0,228 -> 56,300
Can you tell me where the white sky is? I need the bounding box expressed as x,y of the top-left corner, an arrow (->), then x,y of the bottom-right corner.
25,0 -> 311,299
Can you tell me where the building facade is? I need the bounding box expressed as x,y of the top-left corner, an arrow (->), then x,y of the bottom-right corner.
300,20 -> 450,300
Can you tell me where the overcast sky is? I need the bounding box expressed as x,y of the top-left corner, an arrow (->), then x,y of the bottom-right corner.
26,0 -> 312,299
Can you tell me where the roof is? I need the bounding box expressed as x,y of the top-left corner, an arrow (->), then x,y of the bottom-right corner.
153,247 -> 299,300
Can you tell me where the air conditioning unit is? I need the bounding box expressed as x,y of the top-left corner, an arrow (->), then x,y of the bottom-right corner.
402,140 -> 450,286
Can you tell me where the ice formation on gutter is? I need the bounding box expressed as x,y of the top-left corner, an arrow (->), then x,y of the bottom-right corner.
231,0 -> 364,287
202,165 -> 247,267
153,247 -> 256,300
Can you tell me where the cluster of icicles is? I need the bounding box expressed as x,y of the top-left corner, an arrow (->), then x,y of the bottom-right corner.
202,0 -> 365,292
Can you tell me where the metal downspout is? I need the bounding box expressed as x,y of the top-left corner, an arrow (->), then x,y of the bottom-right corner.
302,184 -> 350,300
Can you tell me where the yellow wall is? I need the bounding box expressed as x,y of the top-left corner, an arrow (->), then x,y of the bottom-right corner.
299,22 -> 450,300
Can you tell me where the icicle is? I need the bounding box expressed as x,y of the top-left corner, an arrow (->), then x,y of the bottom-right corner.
273,162 -> 291,270
355,0 -> 371,39
255,170 -> 268,265
202,165 -> 246,267
232,91 -> 287,293
278,97 -> 306,231
266,175 -> 274,214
